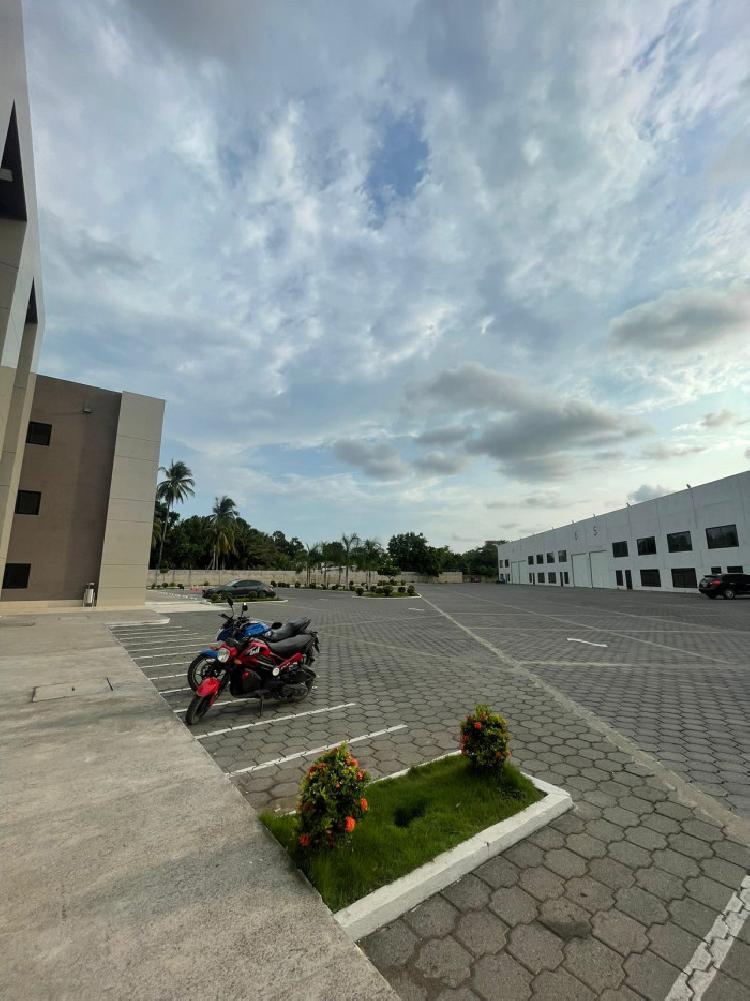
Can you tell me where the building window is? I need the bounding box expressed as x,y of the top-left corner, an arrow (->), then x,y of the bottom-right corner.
557,549 -> 567,563
616,570 -> 623,586
2,562 -> 30,589
710,566 -> 721,574
548,572 -> 557,584
612,541 -> 628,558
563,571 -> 569,584
706,524 -> 739,549
671,568 -> 697,588
727,565 -> 744,573
546,552 -> 554,563
26,421 -> 52,446
535,554 -> 543,564
667,531 -> 692,553
528,556 -> 533,565
15,490 -> 41,515
537,572 -> 545,583
640,569 -> 661,587
505,559 -> 509,567
637,536 -> 656,556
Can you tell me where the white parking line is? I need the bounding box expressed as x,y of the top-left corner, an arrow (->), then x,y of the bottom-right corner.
228,725 -> 408,776
173,696 -> 255,713
665,875 -> 750,1000
566,637 -> 608,648
147,673 -> 188,681
195,702 -> 357,740
158,686 -> 192,695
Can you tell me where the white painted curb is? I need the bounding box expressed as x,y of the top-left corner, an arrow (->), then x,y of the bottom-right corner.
334,772 -> 572,941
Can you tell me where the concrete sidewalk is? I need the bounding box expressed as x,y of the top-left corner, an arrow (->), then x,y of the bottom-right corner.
0,611 -> 395,1001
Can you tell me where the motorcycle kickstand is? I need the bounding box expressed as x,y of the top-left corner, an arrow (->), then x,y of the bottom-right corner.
257,695 -> 264,718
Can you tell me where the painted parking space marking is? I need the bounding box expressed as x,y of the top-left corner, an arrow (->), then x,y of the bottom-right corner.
146,672 -> 189,681
665,875 -> 750,1000
173,695 -> 258,712
195,702 -> 357,740
158,686 -> 192,695
228,725 -> 408,777
566,637 -> 608,648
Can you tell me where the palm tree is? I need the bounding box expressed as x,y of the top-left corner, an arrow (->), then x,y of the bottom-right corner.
355,538 -> 382,587
302,541 -> 322,585
155,460 -> 195,579
209,496 -> 238,570
341,532 -> 360,587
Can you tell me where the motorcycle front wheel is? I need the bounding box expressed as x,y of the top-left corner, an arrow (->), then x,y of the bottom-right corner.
185,694 -> 212,726
187,655 -> 214,692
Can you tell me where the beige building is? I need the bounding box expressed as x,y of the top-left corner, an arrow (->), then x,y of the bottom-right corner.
1,1 -> 164,607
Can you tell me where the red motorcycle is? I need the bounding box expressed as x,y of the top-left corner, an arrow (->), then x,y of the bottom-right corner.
185,627 -> 319,726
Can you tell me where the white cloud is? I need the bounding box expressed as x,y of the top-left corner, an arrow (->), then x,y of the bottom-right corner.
609,288 -> 750,353
628,483 -> 673,503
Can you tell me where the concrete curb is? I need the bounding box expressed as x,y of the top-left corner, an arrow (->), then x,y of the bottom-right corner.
334,772 -> 572,941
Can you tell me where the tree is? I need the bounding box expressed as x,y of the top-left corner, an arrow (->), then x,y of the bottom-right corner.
209,496 -> 238,570
377,554 -> 400,577
302,541 -> 322,585
354,538 -> 382,586
387,532 -> 430,573
155,460 -> 195,578
340,532 -> 360,587
322,541 -> 346,585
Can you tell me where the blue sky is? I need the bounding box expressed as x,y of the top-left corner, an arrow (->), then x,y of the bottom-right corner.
24,0 -> 750,547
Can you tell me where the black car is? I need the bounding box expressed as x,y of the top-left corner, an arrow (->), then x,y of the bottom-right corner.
698,572 -> 750,600
202,578 -> 276,600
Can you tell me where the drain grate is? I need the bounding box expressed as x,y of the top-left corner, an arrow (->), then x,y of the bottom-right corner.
32,678 -> 114,702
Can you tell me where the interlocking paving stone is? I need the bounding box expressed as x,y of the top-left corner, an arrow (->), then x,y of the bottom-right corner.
363,920 -> 419,970
404,897 -> 459,938
443,875 -> 492,913
414,937 -> 472,987
454,910 -> 507,957
518,867 -> 564,902
472,952 -> 532,1001
563,937 -> 625,993
488,887 -> 537,925
624,950 -> 682,1001
647,921 -> 702,968
507,922 -> 564,974
592,909 -> 649,956
703,971 -> 750,1001
475,857 -> 520,889
564,876 -> 614,915
544,848 -> 587,878
530,968 -> 595,1001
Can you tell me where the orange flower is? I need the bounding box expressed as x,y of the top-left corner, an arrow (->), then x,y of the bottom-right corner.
474,721 -> 482,730
360,798 -> 368,812
356,770 -> 364,781
299,833 -> 310,848
345,816 -> 356,833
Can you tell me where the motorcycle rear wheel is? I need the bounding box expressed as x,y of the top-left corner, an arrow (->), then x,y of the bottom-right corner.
185,694 -> 212,726
187,655 -> 214,692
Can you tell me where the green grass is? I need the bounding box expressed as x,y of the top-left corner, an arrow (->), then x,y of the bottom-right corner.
260,755 -> 542,910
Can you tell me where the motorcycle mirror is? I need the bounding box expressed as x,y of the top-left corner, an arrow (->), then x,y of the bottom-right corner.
242,602 -> 248,612
227,596 -> 234,608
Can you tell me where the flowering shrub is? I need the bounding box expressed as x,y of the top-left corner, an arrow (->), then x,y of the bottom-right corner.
459,704 -> 511,774
296,744 -> 370,850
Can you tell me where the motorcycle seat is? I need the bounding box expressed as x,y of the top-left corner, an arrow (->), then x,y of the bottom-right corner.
265,618 -> 311,642
265,633 -> 312,657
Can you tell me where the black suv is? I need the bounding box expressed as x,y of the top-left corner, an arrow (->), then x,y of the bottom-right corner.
698,572 -> 750,600
202,579 -> 275,600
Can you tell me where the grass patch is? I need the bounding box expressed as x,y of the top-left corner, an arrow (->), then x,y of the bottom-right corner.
261,755 -> 542,911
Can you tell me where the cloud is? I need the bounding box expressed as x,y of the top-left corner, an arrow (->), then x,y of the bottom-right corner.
628,484 -> 673,503
609,288 -> 750,353
640,442 -> 706,460
487,491 -> 564,510
333,439 -> 408,481
701,409 -> 736,428
415,363 -> 530,412
415,426 -> 471,446
746,447 -> 750,461
413,451 -> 469,475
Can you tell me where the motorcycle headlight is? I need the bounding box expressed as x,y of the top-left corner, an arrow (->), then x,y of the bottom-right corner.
216,648 -> 230,663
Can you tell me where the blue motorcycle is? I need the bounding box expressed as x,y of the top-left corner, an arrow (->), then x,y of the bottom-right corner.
186,598 -> 311,691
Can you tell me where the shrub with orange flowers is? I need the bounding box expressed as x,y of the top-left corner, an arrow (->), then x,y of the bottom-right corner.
296,743 -> 370,851
459,704 -> 510,775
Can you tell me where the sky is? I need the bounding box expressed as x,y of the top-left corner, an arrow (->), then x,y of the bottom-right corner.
23,0 -> 750,549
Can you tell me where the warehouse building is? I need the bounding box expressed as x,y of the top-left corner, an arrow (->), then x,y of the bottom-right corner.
495,471 -> 750,593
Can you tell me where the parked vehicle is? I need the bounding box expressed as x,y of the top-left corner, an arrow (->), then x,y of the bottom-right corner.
185,627 -> 320,725
698,572 -> 750,600
201,578 -> 275,600
186,600 -> 311,691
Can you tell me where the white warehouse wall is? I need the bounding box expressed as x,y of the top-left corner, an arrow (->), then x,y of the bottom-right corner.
495,470 -> 750,593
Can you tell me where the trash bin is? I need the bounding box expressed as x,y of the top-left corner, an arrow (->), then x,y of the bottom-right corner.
83,582 -> 96,607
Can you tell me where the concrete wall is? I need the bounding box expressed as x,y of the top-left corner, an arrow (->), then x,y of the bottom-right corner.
495,470 -> 750,593
97,392 -> 164,606
2,377 -> 120,601
149,569 -> 462,588
0,0 -> 45,580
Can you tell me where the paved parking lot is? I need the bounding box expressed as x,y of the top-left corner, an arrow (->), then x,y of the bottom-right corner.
111,584 -> 750,1001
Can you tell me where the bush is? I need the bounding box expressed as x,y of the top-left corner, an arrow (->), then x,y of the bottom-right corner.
459,704 -> 510,775
398,586 -> 406,593
270,580 -> 276,588
383,585 -> 393,596
399,579 -> 406,586
310,582 -> 317,589
294,582 -> 301,588
355,586 -> 364,596
369,585 -> 378,593
296,744 -> 370,851
178,584 -> 184,589
407,585 -> 416,595
210,593 -> 222,604
203,580 -> 210,586
149,583 -> 156,589
375,586 -> 384,595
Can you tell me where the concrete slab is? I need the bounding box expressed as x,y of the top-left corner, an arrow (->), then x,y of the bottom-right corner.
32,678 -> 112,701
0,613 -> 396,1001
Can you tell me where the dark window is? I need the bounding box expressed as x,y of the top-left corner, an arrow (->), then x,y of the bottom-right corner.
529,573 -> 534,583
537,572 -> 545,583
15,490 -> 41,515
637,536 -> 656,556
504,559 -> 509,567
535,554 -> 543,564
548,572 -> 557,583
528,556 -> 533,565
671,568 -> 697,588
706,524 -> 739,549
612,541 -> 628,558
727,565 -> 743,573
616,570 -> 623,586
546,552 -> 554,563
710,566 -> 722,574
667,531 -> 692,553
2,562 -> 30,589
563,571 -> 569,584
558,549 -> 567,562
26,421 -> 52,446
640,569 -> 661,587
